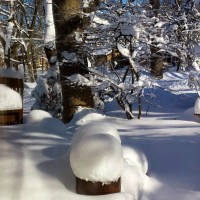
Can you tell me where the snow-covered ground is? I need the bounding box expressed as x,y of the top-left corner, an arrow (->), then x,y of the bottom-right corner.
0,71 -> 200,200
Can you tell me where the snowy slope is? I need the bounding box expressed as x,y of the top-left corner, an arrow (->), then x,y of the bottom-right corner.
0,71 -> 200,200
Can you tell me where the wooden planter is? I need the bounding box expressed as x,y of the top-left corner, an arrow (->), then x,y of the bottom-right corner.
0,77 -> 24,125
76,177 -> 121,195
194,113 -> 200,118
0,109 -> 23,125
0,77 -> 24,97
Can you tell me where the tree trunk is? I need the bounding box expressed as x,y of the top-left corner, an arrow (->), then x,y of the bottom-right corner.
150,0 -> 163,79
150,46 -> 163,78
52,0 -> 94,122
44,0 -> 56,66
26,0 -> 42,82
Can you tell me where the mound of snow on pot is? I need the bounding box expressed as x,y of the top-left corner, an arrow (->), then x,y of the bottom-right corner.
70,107 -> 106,125
26,110 -> 67,133
0,84 -> 22,110
26,110 -> 52,124
0,66 -> 24,79
71,121 -> 121,146
70,134 -> 123,183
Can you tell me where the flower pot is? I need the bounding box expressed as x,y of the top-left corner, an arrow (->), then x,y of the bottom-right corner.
76,177 -> 121,195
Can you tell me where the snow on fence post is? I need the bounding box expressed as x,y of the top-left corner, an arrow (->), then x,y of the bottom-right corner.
0,67 -> 24,125
188,73 -> 200,117
70,122 -> 123,195
0,84 -> 23,125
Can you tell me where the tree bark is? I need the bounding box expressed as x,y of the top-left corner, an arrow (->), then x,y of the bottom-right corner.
150,46 -> 163,78
150,0 -> 163,79
52,0 -> 94,122
26,0 -> 42,81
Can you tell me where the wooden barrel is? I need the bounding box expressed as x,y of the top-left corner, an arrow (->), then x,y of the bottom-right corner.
0,77 -> 24,97
76,177 -> 121,195
0,77 -> 24,125
0,109 -> 23,125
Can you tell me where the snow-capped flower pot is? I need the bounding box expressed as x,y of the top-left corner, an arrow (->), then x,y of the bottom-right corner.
194,97 -> 200,117
70,133 -> 123,195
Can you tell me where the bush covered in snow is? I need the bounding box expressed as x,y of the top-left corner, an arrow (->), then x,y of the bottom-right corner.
31,63 -> 62,119
79,0 -> 200,119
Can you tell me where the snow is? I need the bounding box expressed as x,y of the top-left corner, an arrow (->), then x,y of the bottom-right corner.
26,109 -> 52,124
5,22 -> 14,55
194,97 -> 200,114
122,146 -> 148,174
91,48 -> 112,56
66,74 -> 91,86
31,77 -> 49,97
0,84 -> 22,110
154,22 -> 167,28
44,0 -> 55,47
0,66 -> 24,79
192,44 -> 200,56
120,25 -> 141,39
49,56 -> 57,64
195,0 -> 200,4
69,107 -> 107,125
117,43 -> 130,57
192,58 -> 200,71
83,0 -> 92,8
62,51 -> 77,62
70,134 -> 123,183
26,110 -> 67,133
71,121 -> 121,146
121,157 -> 146,200
1,70 -> 200,200
91,13 -> 110,25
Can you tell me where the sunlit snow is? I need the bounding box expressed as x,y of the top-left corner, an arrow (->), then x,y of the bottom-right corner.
194,97 -> 200,114
0,84 -> 22,110
0,71 -> 200,200
70,133 -> 123,183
